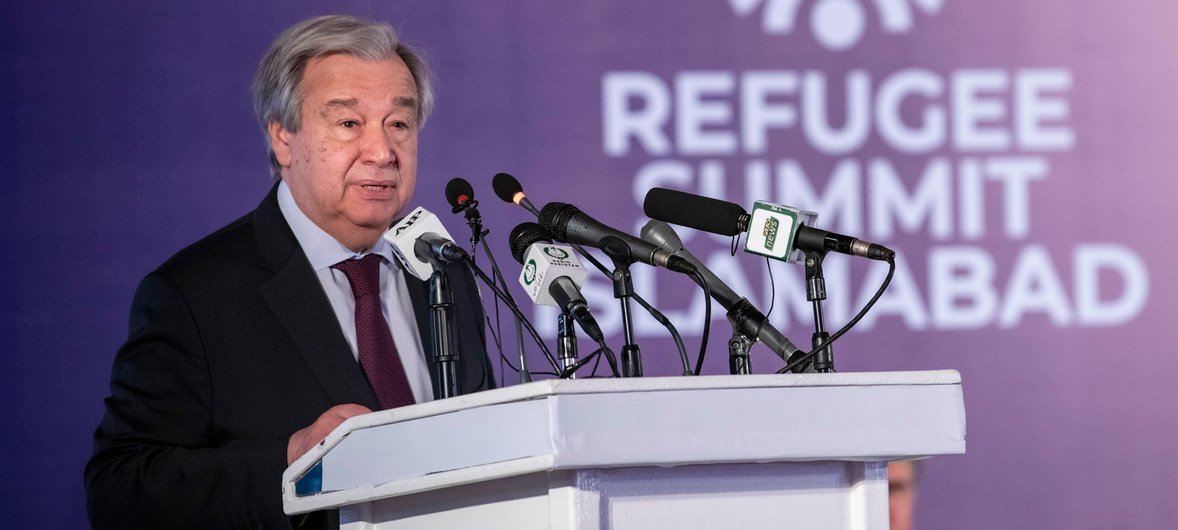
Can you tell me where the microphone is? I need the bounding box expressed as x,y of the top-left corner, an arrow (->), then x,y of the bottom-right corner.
643,187 -> 895,262
492,172 -> 541,216
445,177 -> 476,210
385,207 -> 467,280
415,232 -> 468,265
641,220 -> 801,360
446,175 -> 535,382
508,222 -> 604,342
444,177 -> 485,244
538,202 -> 697,274
489,172 -> 694,375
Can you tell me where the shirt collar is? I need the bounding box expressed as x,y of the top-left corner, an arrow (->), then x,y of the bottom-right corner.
276,180 -> 397,271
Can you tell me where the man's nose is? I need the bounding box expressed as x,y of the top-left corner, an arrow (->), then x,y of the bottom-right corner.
361,126 -> 396,167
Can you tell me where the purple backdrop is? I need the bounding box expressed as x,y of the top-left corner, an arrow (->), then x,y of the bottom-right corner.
4,1 -> 1176,527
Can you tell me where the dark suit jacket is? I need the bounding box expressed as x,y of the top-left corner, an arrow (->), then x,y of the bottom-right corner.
84,185 -> 495,529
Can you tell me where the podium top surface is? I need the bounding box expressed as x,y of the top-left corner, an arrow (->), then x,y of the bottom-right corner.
283,371 -> 965,514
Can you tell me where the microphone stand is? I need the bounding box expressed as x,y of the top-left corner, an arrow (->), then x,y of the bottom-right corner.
798,249 -> 834,373
728,330 -> 752,375
562,242 -> 690,375
556,312 -> 579,377
456,199 -> 531,384
725,299 -> 776,374
600,236 -> 642,377
427,267 -> 461,398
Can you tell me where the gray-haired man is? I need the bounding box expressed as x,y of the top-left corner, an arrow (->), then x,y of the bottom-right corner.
85,15 -> 493,529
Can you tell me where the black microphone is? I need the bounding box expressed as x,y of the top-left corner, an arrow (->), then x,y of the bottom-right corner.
414,232 -> 468,265
489,172 -> 694,375
538,202 -> 697,274
492,172 -> 541,216
444,176 -> 488,246
641,220 -> 801,360
445,175 -> 536,383
644,187 -> 749,237
445,177 -> 476,211
643,187 -> 895,262
508,222 -> 604,342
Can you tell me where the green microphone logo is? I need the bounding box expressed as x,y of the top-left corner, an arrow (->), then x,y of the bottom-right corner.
762,216 -> 780,251
543,246 -> 570,260
523,259 -> 538,285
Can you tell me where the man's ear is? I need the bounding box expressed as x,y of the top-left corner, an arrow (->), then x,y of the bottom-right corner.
268,120 -> 293,168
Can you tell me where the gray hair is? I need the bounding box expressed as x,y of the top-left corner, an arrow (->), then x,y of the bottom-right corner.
251,15 -> 436,176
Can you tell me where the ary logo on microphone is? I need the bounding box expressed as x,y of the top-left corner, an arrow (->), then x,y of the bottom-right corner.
728,0 -> 945,50
761,217 -> 780,251
523,259 -> 538,285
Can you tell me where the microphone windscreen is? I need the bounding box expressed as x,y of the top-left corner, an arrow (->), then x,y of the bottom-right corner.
537,202 -> 577,241
492,172 -> 524,204
508,222 -> 553,264
643,187 -> 747,236
640,219 -> 685,252
444,177 -> 474,208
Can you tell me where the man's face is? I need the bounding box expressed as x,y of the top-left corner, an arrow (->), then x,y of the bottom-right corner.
269,53 -> 418,251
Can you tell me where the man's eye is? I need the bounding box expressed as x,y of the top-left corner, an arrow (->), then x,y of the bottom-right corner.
341,120 -> 359,128
390,121 -> 408,130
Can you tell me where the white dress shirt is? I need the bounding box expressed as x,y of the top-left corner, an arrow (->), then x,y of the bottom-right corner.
276,181 -> 433,404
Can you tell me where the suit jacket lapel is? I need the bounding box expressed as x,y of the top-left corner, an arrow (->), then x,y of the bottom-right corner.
252,184 -> 380,410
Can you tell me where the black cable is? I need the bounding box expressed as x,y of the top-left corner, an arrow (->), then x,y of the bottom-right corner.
467,251 -> 515,386
777,258 -> 897,374
691,269 -> 712,376
462,224 -> 508,386
597,338 -> 620,377
632,294 -> 691,376
473,231 -> 532,384
468,250 -> 511,386
464,260 -> 562,372
558,350 -> 593,378
590,343 -> 604,377
764,257 -> 776,318
557,337 -> 620,379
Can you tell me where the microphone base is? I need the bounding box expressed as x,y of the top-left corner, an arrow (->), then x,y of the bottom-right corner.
728,332 -> 752,375
621,344 -> 643,377
811,331 -> 835,373
429,269 -> 461,399
557,313 -> 579,379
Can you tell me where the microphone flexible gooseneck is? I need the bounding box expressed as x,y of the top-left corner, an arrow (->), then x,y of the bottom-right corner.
641,220 -> 802,364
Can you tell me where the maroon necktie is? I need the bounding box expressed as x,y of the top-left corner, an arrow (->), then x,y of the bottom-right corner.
332,254 -> 416,410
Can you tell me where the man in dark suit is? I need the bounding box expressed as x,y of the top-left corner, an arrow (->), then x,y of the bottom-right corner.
84,15 -> 494,529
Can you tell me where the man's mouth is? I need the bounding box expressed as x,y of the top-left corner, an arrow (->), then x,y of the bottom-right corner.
361,184 -> 392,191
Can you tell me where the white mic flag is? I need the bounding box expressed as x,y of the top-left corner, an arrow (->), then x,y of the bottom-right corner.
384,207 -> 460,281
743,201 -> 818,263
517,243 -> 586,306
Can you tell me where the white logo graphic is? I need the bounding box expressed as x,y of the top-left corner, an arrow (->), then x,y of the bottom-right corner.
729,0 -> 945,51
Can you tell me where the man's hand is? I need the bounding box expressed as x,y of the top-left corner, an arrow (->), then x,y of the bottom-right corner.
287,404 -> 372,465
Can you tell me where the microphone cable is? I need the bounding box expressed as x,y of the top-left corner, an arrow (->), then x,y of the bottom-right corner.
462,259 -> 562,374
690,269 -> 713,376
776,257 -> 897,374
492,172 -> 691,373
558,337 -> 621,379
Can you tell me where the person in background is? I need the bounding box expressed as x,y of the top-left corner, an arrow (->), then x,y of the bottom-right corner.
889,459 -> 920,530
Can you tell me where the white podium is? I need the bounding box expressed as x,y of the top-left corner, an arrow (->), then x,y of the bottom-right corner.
282,371 -> 965,529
